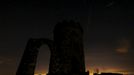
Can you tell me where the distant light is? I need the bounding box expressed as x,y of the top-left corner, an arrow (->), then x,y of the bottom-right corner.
34,73 -> 46,75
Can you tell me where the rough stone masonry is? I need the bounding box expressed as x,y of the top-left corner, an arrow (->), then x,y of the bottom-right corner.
16,21 -> 89,75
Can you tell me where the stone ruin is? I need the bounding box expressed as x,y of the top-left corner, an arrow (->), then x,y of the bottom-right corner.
16,21 -> 89,75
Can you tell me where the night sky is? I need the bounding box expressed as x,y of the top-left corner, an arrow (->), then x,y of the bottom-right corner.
0,0 -> 134,75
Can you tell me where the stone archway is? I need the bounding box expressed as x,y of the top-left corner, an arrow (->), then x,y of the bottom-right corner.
35,44 -> 51,75
16,38 -> 54,75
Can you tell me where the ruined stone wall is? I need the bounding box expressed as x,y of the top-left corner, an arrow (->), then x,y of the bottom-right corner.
50,21 -> 86,74
16,21 -> 88,75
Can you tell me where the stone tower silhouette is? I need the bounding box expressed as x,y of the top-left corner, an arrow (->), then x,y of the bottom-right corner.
16,21 -> 89,75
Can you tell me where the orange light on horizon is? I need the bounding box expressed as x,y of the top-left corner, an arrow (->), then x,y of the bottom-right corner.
34,73 -> 46,75
86,67 -> 133,75
35,67 -> 133,75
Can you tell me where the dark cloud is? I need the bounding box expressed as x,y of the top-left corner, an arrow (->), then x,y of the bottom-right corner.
116,38 -> 130,54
